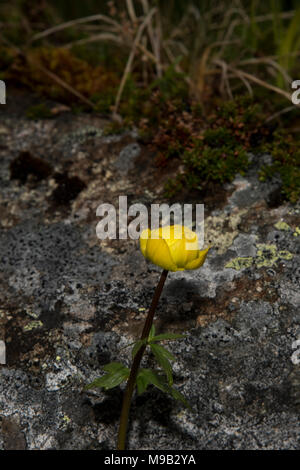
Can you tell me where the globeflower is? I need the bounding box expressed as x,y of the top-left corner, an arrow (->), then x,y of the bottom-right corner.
140,224 -> 210,272
88,224 -> 211,451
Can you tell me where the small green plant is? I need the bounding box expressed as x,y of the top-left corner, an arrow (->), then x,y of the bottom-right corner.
85,324 -> 189,404
86,225 -> 210,450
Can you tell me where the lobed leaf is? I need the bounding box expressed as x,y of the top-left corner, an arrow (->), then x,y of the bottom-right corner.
131,339 -> 147,359
136,368 -> 192,409
167,385 -> 192,410
150,343 -> 174,385
85,362 -> 129,391
148,324 -> 156,341
136,368 -> 169,394
150,333 -> 187,342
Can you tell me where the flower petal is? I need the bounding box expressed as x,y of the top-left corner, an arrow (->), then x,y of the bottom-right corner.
140,225 -> 210,272
184,247 -> 210,270
145,238 -> 178,271
168,238 -> 188,268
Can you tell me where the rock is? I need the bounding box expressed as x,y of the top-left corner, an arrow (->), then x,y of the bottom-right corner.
0,92 -> 299,450
114,143 -> 141,174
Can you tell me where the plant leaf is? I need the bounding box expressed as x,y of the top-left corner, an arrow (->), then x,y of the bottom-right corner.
136,368 -> 191,409
150,342 -> 176,361
150,343 -> 174,385
150,333 -> 187,342
131,338 -> 147,359
148,324 -> 156,341
85,363 -> 129,391
102,362 -> 127,373
136,368 -> 169,394
167,385 -> 192,410
136,368 -> 152,395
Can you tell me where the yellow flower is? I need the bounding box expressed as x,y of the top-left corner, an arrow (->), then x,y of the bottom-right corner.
140,225 -> 210,272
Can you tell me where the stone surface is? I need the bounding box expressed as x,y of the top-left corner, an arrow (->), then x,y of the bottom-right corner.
0,93 -> 299,450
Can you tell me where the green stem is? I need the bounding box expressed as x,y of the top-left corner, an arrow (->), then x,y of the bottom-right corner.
117,269 -> 169,450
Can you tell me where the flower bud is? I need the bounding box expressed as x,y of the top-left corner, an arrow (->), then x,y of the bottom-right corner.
140,225 -> 210,272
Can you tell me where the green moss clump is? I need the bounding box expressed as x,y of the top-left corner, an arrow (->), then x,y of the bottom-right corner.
259,131 -> 300,203
160,97 -> 299,203
183,138 -> 249,185
162,97 -> 266,196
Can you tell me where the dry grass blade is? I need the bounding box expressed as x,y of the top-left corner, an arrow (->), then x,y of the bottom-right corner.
265,105 -> 298,123
64,33 -> 122,49
240,57 -> 292,86
217,6 -> 249,43
30,14 -> 122,43
232,69 -> 253,95
210,9 -> 295,31
193,38 -> 241,95
229,67 -> 293,101
169,5 -> 200,40
113,7 -> 157,117
126,0 -> 137,24
137,42 -> 158,65
153,9 -> 162,78
214,60 -> 294,101
193,45 -> 211,99
28,59 -> 96,109
214,59 -> 233,99
164,39 -> 189,57
141,0 -> 162,78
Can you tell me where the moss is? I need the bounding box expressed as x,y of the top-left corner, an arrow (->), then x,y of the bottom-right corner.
259,130 -> 300,203
162,97 -> 265,196
161,97 -> 299,203
183,142 -> 249,186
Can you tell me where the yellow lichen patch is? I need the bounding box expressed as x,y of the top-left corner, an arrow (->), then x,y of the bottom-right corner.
225,257 -> 253,270
277,250 -> 294,260
25,308 -> 39,319
255,244 -> 293,268
274,221 -> 291,231
205,209 -> 247,254
293,227 -> 300,237
226,243 -> 294,270
23,320 -> 43,331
